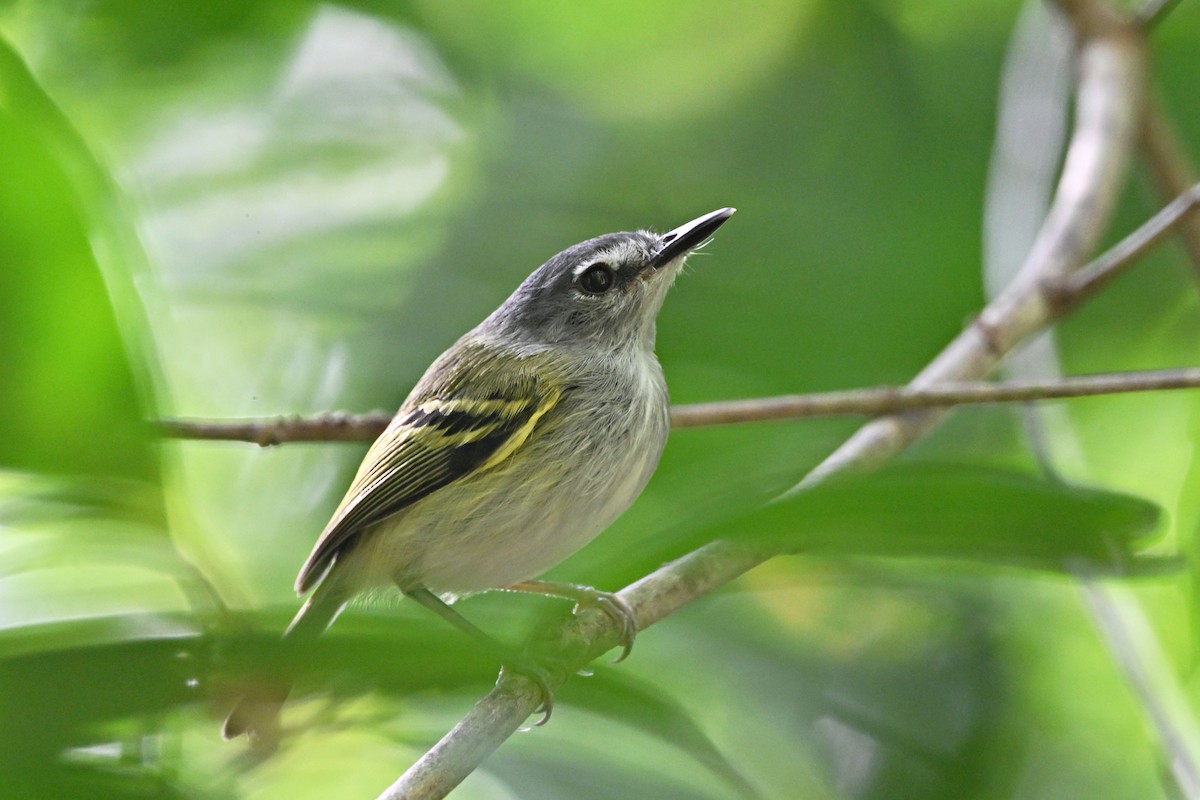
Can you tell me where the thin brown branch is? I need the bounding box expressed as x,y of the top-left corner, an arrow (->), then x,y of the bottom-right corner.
158,412 -> 391,446
1139,97 -> 1200,279
378,6 -> 1150,799
1052,181 -> 1200,303
161,365 -> 1200,445
669,368 -> 1200,428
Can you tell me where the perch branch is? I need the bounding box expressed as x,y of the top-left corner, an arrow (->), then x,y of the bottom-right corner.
159,412 -> 392,446
162,364 -> 1200,443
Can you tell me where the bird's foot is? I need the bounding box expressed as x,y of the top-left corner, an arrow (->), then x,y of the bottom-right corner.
504,580 -> 639,663
498,661 -> 556,727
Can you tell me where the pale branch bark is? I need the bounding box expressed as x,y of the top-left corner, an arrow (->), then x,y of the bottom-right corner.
791,5 -> 1145,490
1056,5 -> 1200,792
1053,180 -> 1200,302
378,4 -> 1152,798
1080,30 -> 1200,800
375,540 -> 769,800
160,366 -> 1200,444
380,679 -> 547,800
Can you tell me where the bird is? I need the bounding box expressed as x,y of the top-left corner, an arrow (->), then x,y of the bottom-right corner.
223,207 -> 736,740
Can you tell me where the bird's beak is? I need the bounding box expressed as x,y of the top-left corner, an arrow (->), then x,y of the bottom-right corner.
647,207 -> 736,270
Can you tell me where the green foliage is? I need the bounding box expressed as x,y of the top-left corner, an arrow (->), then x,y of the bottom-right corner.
1,0 -> 1198,798
711,464 -> 1161,569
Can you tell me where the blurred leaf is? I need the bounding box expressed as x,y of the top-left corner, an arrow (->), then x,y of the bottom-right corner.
214,608 -> 500,701
416,0 -> 815,122
490,749 -> 724,800
0,470 -> 204,629
560,667 -> 756,799
0,472 -> 162,527
0,615 -> 211,800
218,607 -> 754,795
0,616 -> 198,759
983,0 -> 1071,299
749,464 -> 1161,570
610,462 -> 1164,587
0,57 -> 156,481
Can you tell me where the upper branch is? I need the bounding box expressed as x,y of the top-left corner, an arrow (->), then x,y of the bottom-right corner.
796,2 -> 1146,487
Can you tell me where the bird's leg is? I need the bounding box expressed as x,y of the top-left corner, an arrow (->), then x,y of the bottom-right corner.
501,580 -> 638,663
403,586 -> 556,725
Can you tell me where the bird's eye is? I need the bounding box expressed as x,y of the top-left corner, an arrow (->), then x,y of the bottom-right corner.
577,263 -> 615,294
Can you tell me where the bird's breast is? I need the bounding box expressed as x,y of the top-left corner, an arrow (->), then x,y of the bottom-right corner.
389,352 -> 670,594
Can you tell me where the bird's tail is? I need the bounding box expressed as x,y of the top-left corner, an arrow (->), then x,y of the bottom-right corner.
222,580 -> 347,742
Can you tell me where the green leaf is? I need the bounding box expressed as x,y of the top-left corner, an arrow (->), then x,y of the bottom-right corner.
559,667 -> 756,799
704,464 -> 1162,573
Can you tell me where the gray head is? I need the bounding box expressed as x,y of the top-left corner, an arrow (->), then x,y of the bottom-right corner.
483,208 -> 735,351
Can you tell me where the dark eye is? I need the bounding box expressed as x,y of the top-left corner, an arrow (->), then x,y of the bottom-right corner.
577,263 -> 615,294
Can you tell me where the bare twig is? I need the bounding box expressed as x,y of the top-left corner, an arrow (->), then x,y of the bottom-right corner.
669,368 -> 1200,428
159,412 -> 392,446
1052,181 -> 1200,302
161,365 -> 1200,444
1139,98 -> 1200,279
377,5 -> 1150,798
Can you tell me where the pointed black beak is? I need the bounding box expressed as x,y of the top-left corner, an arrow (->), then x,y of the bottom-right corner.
647,207 -> 736,269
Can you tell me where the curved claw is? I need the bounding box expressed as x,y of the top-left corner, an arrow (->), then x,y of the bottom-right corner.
498,663 -> 555,727
578,591 -> 638,663
503,581 -> 640,663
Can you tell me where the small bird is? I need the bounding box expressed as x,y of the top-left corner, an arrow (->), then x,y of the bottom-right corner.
223,207 -> 736,740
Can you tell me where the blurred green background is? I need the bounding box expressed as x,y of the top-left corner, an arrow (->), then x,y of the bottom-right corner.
1,0 -> 1199,797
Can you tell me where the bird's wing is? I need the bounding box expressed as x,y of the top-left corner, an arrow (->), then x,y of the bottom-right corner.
294,348 -> 563,594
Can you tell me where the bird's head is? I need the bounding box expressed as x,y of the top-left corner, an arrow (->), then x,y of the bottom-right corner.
485,207 -> 736,352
